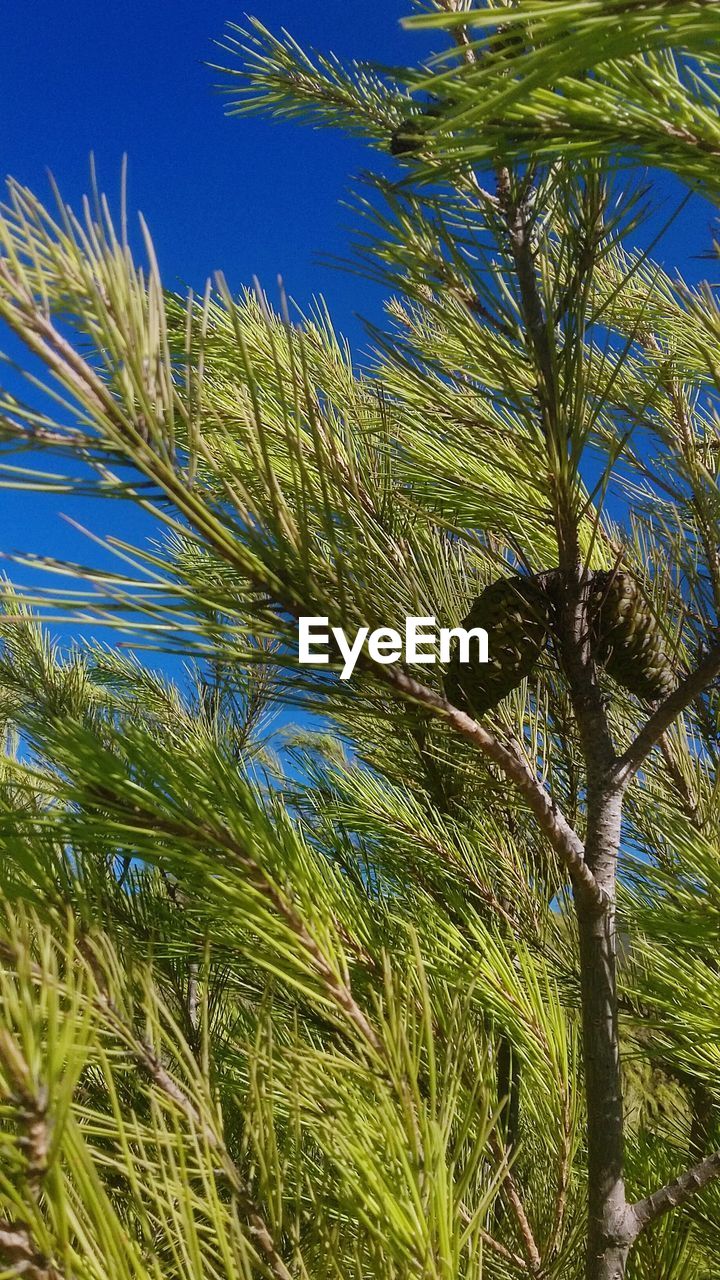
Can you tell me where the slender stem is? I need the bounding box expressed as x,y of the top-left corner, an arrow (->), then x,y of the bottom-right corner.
557,571 -> 635,1278
614,643 -> 720,787
381,665 -> 602,908
631,1150 -> 720,1233
476,1227 -> 526,1271
85,953 -> 295,1280
658,732 -> 700,826
0,1220 -> 61,1280
489,1135 -> 542,1273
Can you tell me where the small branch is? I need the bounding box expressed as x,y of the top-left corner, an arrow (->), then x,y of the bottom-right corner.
0,1221 -> 61,1280
439,0 -> 477,64
0,935 -> 293,1280
187,962 -> 200,1034
459,1204 -> 527,1270
437,0 -> 502,210
0,1029 -> 50,1196
0,267 -> 115,423
614,644 -> 720,788
496,172 -> 562,460
85,963 -> 294,1280
502,1179 -> 542,1274
478,1227 -> 526,1271
201,822 -> 384,1056
631,1149 -> 720,1236
442,273 -> 515,337
91,791 -> 385,1059
382,666 -> 605,910
642,328 -> 720,616
658,732 -> 700,825
135,1041 -> 293,1280
489,1135 -> 543,1274
549,1087 -> 573,1258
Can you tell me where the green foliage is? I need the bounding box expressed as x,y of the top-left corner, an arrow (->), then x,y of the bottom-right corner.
2,2 -> 720,1277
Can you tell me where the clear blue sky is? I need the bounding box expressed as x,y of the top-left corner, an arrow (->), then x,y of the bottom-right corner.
4,1 -> 418,341
0,1 -> 714,654
1,0 -> 418,636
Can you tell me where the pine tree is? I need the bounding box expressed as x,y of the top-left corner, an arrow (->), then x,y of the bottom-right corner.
2,4 -> 720,1279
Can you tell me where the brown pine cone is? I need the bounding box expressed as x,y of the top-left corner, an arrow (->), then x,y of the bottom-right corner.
444,572 -> 555,717
588,571 -> 675,701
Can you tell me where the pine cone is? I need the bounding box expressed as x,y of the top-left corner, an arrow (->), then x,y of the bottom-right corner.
588,571 -> 675,701
390,104 -> 443,156
444,573 -> 554,716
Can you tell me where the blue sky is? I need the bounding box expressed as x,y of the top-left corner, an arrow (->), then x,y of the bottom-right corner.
4,1 -> 418,341
1,1 -> 715,659
1,0 -> 418,641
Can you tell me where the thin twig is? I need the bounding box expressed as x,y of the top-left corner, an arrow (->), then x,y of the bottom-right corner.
382,666 -> 603,909
478,1227 -> 527,1270
641,328 -> 720,613
459,1204 -> 527,1270
489,1135 -> 543,1273
631,1149 -> 720,1235
0,1221 -> 61,1280
83,952 -> 295,1280
88,790 -> 385,1058
0,935 -> 293,1280
438,0 -> 500,210
614,644 -> 720,788
658,732 -> 700,824
0,1029 -> 50,1196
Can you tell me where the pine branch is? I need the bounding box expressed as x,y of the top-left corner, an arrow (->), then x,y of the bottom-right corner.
97,1000 -> 295,1280
0,1028 -> 50,1197
614,644 -> 720,787
0,932 -> 294,1280
641,328 -> 720,614
0,1221 -> 61,1280
658,732 -> 701,827
631,1150 -> 720,1235
152,810 -> 383,1055
381,666 -> 604,910
489,1134 -> 542,1274
476,1224 -> 526,1271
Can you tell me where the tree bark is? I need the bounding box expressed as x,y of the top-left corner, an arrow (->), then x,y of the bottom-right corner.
575,888 -> 635,1279
575,760 -> 639,1279
557,564 -> 637,1280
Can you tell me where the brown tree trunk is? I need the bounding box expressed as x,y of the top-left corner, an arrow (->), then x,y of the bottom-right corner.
587,1241 -> 632,1280
557,561 -> 637,1280
576,787 -> 636,1280
576,895 -> 635,1279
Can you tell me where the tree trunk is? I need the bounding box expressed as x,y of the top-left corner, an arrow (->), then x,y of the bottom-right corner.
586,1241 -> 632,1280
576,896 -> 634,1279
576,787 -> 636,1280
